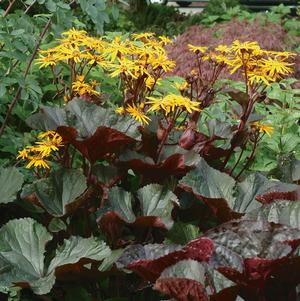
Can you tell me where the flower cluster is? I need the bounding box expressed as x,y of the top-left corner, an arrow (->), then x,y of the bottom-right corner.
17,131 -> 63,169
37,32 -> 295,131
188,40 -> 295,86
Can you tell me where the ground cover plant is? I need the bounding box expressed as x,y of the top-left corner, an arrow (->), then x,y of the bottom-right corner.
1,19 -> 300,301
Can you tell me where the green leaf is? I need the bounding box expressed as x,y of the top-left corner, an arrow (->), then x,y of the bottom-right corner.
180,158 -> 236,205
159,259 -> 206,282
107,187 -> 135,223
0,218 -> 111,295
48,217 -> 67,233
98,249 -> 124,272
27,99 -> 140,140
0,218 -> 54,295
0,167 -> 24,204
137,184 -> 178,229
48,236 -> 111,272
165,222 -> 200,245
246,200 -> 300,229
111,5 -> 119,20
34,168 -> 87,217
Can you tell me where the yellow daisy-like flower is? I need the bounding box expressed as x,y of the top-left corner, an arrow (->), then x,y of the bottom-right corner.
251,122 -> 274,137
35,54 -> 57,68
37,131 -> 57,139
126,104 -> 151,125
188,44 -> 208,54
248,71 -> 274,86
260,57 -> 293,78
231,40 -> 261,54
115,106 -> 125,114
147,94 -> 201,115
34,134 -> 64,157
175,81 -> 189,92
17,148 -> 30,160
61,28 -> 87,40
145,76 -> 156,90
159,36 -> 173,46
26,154 -> 50,169
132,32 -> 155,41
215,44 -> 231,53
72,76 -> 100,96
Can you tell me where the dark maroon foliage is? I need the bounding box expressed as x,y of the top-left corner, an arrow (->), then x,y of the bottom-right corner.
118,152 -> 195,182
154,278 -> 209,301
126,238 -> 214,282
256,190 -> 300,204
57,126 -> 136,164
206,219 -> 300,301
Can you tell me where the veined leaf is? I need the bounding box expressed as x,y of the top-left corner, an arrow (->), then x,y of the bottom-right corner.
34,168 -> 87,217
0,167 -> 24,204
0,218 -> 111,295
137,184 -> 179,229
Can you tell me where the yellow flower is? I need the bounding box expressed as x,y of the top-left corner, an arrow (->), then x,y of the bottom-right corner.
248,71 -> 274,86
147,94 -> 201,115
251,122 -> 273,137
260,57 -> 293,78
145,76 -> 156,90
26,154 -> 50,169
215,44 -> 231,53
34,134 -> 64,157
17,148 -> 30,160
104,36 -> 131,62
126,104 -> 151,125
132,32 -> 155,40
188,44 -> 208,54
37,131 -> 57,139
175,81 -> 189,92
159,36 -> 172,46
72,76 -> 100,96
61,28 -> 87,40
35,54 -> 57,68
231,40 -> 261,54
115,106 -> 125,114
109,57 -> 137,78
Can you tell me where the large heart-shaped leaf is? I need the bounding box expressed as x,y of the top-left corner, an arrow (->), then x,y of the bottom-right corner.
118,149 -> 200,182
26,105 -> 66,131
180,158 -> 236,203
27,99 -> 141,163
0,167 -> 24,204
27,98 -> 140,140
154,260 -> 209,301
137,184 -> 179,229
0,218 -> 111,295
98,185 -> 179,239
246,200 -> 300,228
34,168 -> 87,217
0,218 -> 53,295
179,158 -> 237,221
57,126 -> 136,164
180,159 -> 300,221
206,219 -> 300,301
206,219 -> 300,273
48,236 -> 111,272
103,186 -> 136,223
124,238 -> 214,282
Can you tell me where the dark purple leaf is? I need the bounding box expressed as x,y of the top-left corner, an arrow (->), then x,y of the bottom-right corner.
154,277 -> 209,301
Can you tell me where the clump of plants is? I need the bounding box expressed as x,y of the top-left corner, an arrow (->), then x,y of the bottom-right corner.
1,29 -> 300,301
